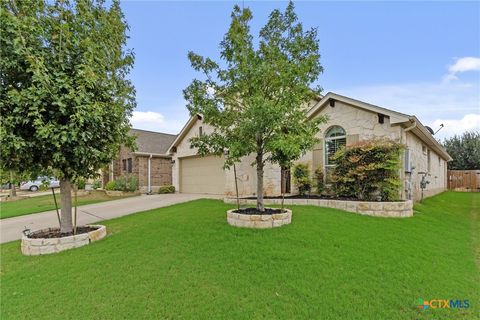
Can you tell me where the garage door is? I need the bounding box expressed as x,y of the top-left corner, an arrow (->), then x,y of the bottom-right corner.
180,155 -> 225,194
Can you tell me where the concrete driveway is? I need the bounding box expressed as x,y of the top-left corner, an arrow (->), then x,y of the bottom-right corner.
0,193 -> 222,244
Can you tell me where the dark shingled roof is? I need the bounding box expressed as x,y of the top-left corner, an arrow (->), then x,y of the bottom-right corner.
130,129 -> 177,155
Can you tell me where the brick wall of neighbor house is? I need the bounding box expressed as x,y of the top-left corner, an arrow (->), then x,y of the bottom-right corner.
405,131 -> 447,201
108,146 -> 172,192
137,156 -> 172,192
112,146 -> 136,179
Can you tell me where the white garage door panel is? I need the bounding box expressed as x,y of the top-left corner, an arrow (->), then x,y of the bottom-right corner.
180,156 -> 224,194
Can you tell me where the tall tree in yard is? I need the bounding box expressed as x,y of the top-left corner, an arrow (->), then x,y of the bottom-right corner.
184,2 -> 325,211
443,131 -> 480,170
0,0 -> 135,233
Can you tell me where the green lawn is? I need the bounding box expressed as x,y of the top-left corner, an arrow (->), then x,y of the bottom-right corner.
0,191 -> 137,219
1,192 -> 478,319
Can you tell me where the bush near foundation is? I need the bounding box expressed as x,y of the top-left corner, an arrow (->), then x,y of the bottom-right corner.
105,175 -> 138,192
158,185 -> 175,194
293,163 -> 312,196
314,167 -> 325,194
331,139 -> 403,201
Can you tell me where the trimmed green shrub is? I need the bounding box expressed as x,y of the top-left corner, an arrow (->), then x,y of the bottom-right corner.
292,163 -> 312,196
105,181 -> 116,191
314,167 -> 324,194
105,175 -> 138,192
92,180 -> 101,190
158,185 -> 175,194
115,175 -> 138,192
331,139 -> 403,201
76,178 -> 86,190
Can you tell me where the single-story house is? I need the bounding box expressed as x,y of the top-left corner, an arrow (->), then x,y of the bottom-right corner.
167,92 -> 452,201
104,129 -> 176,193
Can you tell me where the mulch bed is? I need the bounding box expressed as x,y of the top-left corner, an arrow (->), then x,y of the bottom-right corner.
233,207 -> 286,215
243,195 -> 405,202
28,226 -> 99,239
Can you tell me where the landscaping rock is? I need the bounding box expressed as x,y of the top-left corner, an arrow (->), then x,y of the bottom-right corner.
226,208 -> 292,229
21,225 -> 107,256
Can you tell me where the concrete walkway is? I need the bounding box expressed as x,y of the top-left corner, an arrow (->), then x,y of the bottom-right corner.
0,193 -> 221,243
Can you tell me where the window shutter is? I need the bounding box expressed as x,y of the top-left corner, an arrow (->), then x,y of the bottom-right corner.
346,134 -> 359,146
313,139 -> 323,170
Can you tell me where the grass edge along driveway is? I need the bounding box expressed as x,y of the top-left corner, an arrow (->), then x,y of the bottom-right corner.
1,192 -> 478,319
0,191 -> 138,219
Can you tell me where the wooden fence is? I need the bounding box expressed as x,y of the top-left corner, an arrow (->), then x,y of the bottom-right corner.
447,170 -> 480,192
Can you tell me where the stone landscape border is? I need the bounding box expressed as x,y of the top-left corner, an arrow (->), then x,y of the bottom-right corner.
105,190 -> 140,197
227,208 -> 292,228
21,225 -> 107,256
224,198 -> 413,218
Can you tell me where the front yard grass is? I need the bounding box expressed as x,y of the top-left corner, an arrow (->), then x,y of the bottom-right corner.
1,192 -> 478,319
0,190 -> 138,219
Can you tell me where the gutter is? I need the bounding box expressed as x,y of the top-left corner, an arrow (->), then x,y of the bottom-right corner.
133,152 -> 171,158
404,118 -> 417,132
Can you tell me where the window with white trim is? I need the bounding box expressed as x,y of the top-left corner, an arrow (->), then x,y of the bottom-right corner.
325,126 -> 346,168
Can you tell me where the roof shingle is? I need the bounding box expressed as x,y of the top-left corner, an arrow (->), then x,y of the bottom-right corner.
130,129 -> 176,155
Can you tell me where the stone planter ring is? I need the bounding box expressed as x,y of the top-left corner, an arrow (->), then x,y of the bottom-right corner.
227,208 -> 292,229
21,225 -> 107,256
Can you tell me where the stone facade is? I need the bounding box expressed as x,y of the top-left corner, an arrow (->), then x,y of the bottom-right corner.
21,225 -> 107,256
405,131 -> 447,201
224,198 -> 413,218
226,208 -> 292,228
170,93 -> 451,202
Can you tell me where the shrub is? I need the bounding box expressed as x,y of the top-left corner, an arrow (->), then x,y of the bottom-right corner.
331,139 -> 403,201
76,178 -> 86,190
105,176 -> 138,192
92,180 -> 101,190
292,163 -> 312,196
314,167 -> 324,194
158,185 -> 175,194
105,181 -> 116,191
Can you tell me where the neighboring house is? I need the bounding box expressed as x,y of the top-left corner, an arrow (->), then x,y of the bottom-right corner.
167,92 -> 452,201
104,129 -> 176,193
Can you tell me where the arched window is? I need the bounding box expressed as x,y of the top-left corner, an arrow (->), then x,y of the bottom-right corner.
325,126 -> 346,167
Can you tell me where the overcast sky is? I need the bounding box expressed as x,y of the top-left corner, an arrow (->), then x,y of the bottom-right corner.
121,1 -> 480,140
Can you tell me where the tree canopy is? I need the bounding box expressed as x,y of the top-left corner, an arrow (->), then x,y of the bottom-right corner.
443,131 -> 480,170
184,2 -> 326,211
0,0 -> 135,232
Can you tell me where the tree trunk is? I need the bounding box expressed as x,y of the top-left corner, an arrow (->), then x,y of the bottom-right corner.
60,179 -> 73,234
9,171 -> 16,197
256,152 -> 264,212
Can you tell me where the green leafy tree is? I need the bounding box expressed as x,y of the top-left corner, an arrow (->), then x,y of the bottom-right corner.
443,131 -> 480,170
0,0 -> 135,233
184,2 -> 326,211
